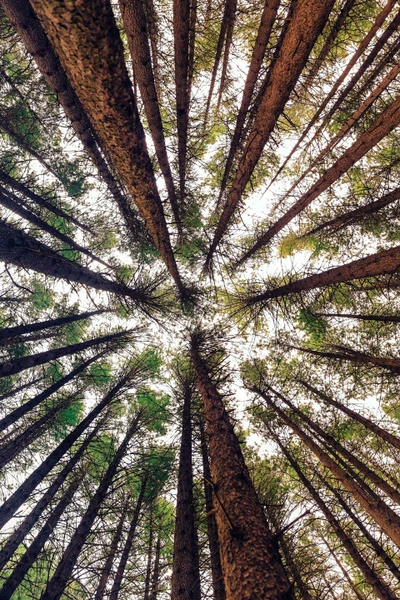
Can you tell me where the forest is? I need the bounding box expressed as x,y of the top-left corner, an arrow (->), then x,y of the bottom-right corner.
0,0 -> 399,598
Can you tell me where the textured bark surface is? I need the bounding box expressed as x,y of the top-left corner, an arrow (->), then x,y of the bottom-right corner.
94,504 -> 127,600
299,379 -> 400,451
276,440 -> 397,600
257,390 -> 400,549
191,339 -> 294,599
206,0 -> 335,265
171,390 -> 201,600
246,243 -> 400,304
149,535 -> 161,600
30,0 -> 183,292
216,0 -> 237,111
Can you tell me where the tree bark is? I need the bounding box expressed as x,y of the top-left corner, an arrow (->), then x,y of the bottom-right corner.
0,377 -> 42,404
298,379 -> 400,452
205,0 -> 335,266
143,504 -> 154,600
243,243 -> 400,306
30,0 -> 184,294
254,388 -> 400,549
191,334 -> 293,599
0,329 -> 129,379
216,0 -> 238,112
40,413 -> 142,600
171,388 -> 201,600
149,535 -> 161,600
200,420 -> 226,600
0,473 -> 83,599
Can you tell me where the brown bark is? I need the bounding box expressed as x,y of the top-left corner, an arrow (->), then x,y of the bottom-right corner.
40,413 -> 142,600
238,93 -> 400,265
218,0 -> 280,203
305,187 -> 400,237
144,505 -> 154,600
30,0 -> 184,294
149,535 -> 161,600
0,474 -> 83,599
216,0 -> 237,112
268,385 -> 400,505
171,389 -> 201,600
109,478 -> 147,600
254,388 -> 400,549
243,243 -> 400,306
200,420 -> 226,600
266,0 -> 398,193
118,0 -> 181,234
205,0 -> 335,267
191,334 -> 293,599
94,503 -> 127,600
174,0 -> 191,199
273,437 -> 398,600
0,0 -> 150,246
298,379 -> 400,452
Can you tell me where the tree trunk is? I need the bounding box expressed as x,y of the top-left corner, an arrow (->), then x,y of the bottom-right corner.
94,502 -> 128,600
0,368 -> 134,528
254,388 -> 400,549
191,334 -> 293,599
0,417 -> 102,572
199,420 -> 226,600
243,243 -> 400,305
171,388 -> 201,600
143,504 -> 154,600
40,413 -> 142,600
30,0 -> 184,294
238,93 -> 400,265
0,329 -> 129,379
0,309 -> 104,343
110,480 -> 147,600
218,0 -> 280,203
0,475 -> 83,599
118,0 -> 181,234
149,535 -> 161,600
0,349 -> 106,431
216,0 -> 238,112
275,438 -> 397,600
321,536 -> 369,600
0,220 -> 155,305
205,0 -> 335,266
0,376 -> 42,403
305,187 -> 400,238
267,385 -> 400,505
0,187 -> 112,268
298,379 -> 400,452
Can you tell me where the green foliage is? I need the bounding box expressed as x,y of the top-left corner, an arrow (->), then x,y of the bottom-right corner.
30,279 -> 56,311
46,361 -> 64,384
297,310 -> 328,347
87,362 -> 112,389
9,341 -> 29,359
87,434 -> 117,481
51,397 -> 84,441
60,319 -> 87,345
137,388 -> 170,434
117,265 -> 134,284
133,245 -> 160,265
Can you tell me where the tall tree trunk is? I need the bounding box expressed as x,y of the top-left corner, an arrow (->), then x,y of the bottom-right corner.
322,534 -> 366,600
0,376 -> 42,403
0,473 -> 83,599
304,187 -> 400,238
216,0 -> 237,112
238,93 -> 400,265
149,535 -> 161,600
118,0 -> 181,234
0,188 -> 112,268
0,309 -> 105,343
274,437 -> 397,600
109,479 -> 147,600
267,385 -> 400,504
218,0 -> 280,203
191,333 -> 293,599
0,0 -> 151,247
0,329 -> 129,379
254,388 -> 400,549
174,0 -> 191,199
200,420 -> 226,600
0,368 -> 135,528
30,0 -> 184,294
0,349 -> 106,431
205,0 -> 335,267
40,413 -> 142,600
298,379 -> 400,451
143,504 -> 154,600
0,417 -> 102,572
242,243 -> 400,306
94,502 -> 128,600
0,168 -> 92,233
171,388 -> 201,600
0,220 -> 156,305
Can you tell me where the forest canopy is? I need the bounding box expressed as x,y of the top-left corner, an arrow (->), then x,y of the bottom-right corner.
0,0 -> 400,598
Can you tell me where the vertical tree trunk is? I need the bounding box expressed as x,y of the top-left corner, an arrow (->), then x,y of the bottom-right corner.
143,504 -> 154,600
40,413 -> 143,600
149,535 -> 161,600
191,333 -> 293,599
321,535 -> 367,600
109,479 -> 147,600
94,503 -> 128,600
171,388 -> 201,600
199,420 -> 226,600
